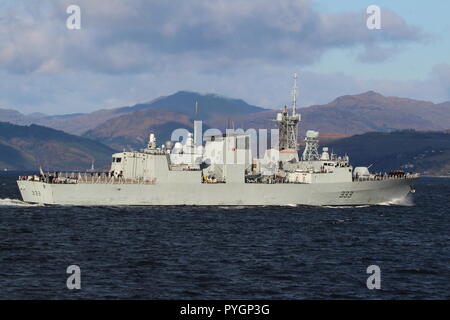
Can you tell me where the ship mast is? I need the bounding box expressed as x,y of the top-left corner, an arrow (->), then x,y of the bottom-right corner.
277,73 -> 301,151
292,73 -> 297,116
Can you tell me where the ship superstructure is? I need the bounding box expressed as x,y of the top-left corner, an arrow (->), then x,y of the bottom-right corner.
17,76 -> 419,206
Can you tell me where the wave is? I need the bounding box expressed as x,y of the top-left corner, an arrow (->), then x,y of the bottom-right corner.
219,204 -> 298,209
218,206 -> 250,210
0,198 -> 43,207
322,205 -> 371,209
377,196 -> 414,207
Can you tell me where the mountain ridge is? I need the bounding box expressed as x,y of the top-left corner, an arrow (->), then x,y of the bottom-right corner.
0,122 -> 116,171
0,91 -> 267,135
1,91 -> 450,152
83,109 -> 196,151
327,130 -> 450,176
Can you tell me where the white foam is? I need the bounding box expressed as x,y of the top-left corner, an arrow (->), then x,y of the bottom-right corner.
0,198 -> 43,207
322,205 -> 370,209
218,205 -> 249,210
377,196 -> 414,207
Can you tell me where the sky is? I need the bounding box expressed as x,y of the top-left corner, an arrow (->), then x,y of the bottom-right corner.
0,0 -> 449,114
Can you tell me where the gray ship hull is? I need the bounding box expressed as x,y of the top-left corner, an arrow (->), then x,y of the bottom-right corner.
17,177 -> 417,206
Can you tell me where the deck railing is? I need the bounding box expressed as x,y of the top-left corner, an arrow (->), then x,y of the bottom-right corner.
353,173 -> 420,182
18,171 -> 420,185
18,172 -> 156,185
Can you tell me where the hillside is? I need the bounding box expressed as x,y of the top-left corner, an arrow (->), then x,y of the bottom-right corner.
0,122 -> 116,171
300,91 -> 450,134
220,91 -> 450,136
82,91 -> 450,150
326,130 -> 450,176
0,91 -> 266,136
116,91 -> 266,120
1,121 -> 449,175
2,90 -> 450,153
83,109 -> 196,150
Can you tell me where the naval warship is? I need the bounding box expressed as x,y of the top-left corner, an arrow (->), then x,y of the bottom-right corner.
17,76 -> 419,206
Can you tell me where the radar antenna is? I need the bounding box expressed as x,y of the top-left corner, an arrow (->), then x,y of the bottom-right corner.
193,101 -> 202,147
195,101 -> 199,120
302,130 -> 320,161
292,73 -> 298,115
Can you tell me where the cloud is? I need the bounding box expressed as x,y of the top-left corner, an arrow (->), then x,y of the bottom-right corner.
306,63 -> 450,105
357,44 -> 402,63
0,0 -> 424,75
0,0 -> 440,115
2,61 -> 449,117
432,63 -> 450,86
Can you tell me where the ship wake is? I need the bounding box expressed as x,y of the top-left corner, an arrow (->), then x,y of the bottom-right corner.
322,205 -> 371,209
377,196 -> 415,207
0,198 -> 43,207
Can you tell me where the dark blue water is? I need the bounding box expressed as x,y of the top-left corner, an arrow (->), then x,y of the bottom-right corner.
0,172 -> 449,299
